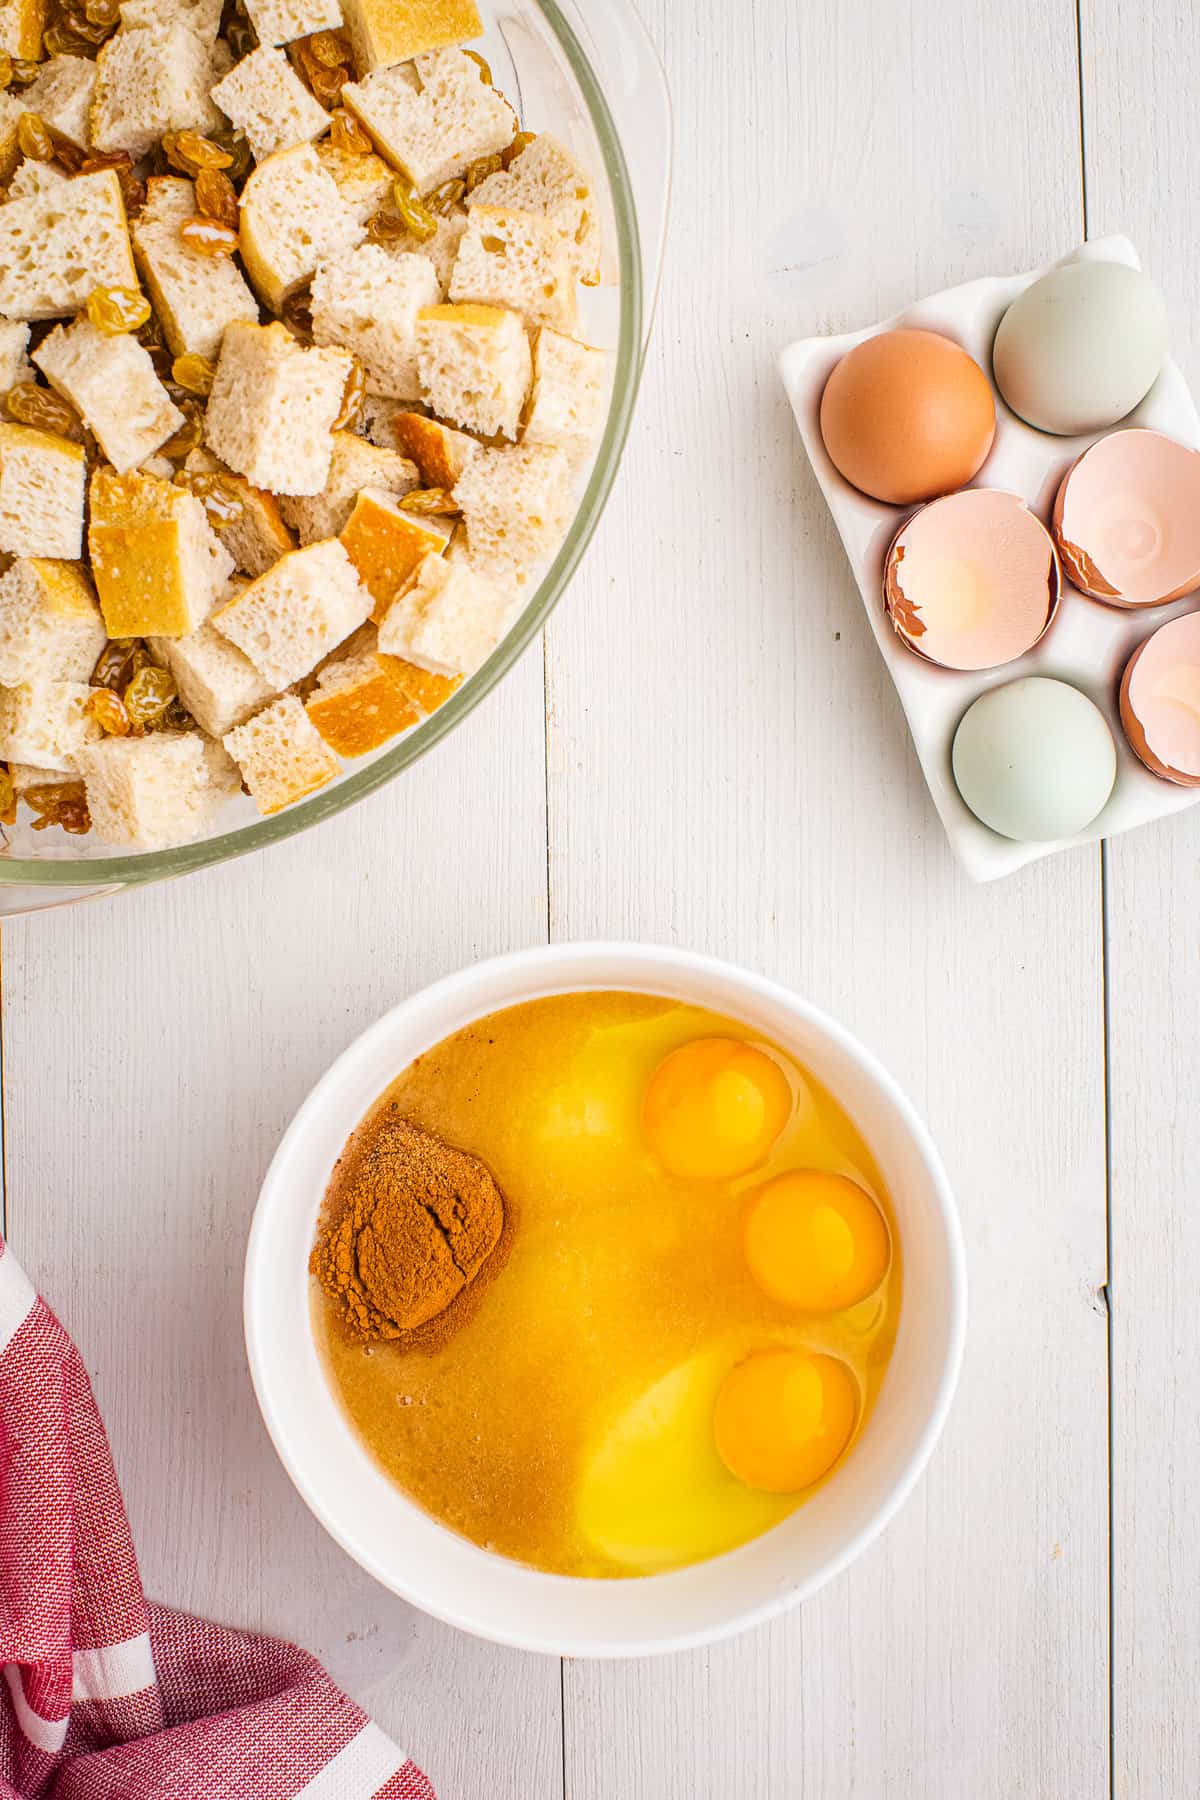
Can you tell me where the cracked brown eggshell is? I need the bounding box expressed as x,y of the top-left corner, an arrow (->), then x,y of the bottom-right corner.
1052,429 -> 1200,607
1119,611 -> 1200,786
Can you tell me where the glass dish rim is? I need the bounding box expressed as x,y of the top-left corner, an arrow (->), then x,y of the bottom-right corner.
1,0 -> 645,889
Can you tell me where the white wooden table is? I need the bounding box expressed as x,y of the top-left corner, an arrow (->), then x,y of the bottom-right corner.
3,0 -> 1196,1792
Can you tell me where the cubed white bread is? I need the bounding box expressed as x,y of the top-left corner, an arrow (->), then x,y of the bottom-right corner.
311,245 -> 439,399
88,464 -> 233,637
0,318 -> 29,391
77,730 -> 228,849
212,537 -> 371,686
238,142 -> 364,312
523,327 -> 610,456
0,0 -> 45,61
382,208 -> 466,296
339,0 -> 480,75
223,690 -> 339,812
0,557 -> 103,684
34,317 -> 184,474
133,177 -> 259,361
468,134 -> 601,285
183,447 -> 296,576
304,623 -> 418,755
338,484 -> 450,616
205,319 -> 352,496
21,55 -> 96,149
5,159 -> 69,202
314,141 -> 393,225
9,760 -> 71,791
415,301 -> 530,440
0,92 -> 21,183
0,425 -> 86,560
0,679 -> 102,770
356,390 -> 412,453
377,548 -> 508,676
449,203 -> 576,332
91,22 -> 224,158
0,169 -> 136,321
149,616 -> 275,737
211,44 -> 331,163
244,0 -> 341,46
119,0 -> 223,41
453,442 -> 571,597
342,49 -> 514,194
392,409 -> 477,486
277,428 -> 418,542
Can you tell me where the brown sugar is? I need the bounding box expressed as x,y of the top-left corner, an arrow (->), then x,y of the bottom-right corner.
312,1107 -> 506,1342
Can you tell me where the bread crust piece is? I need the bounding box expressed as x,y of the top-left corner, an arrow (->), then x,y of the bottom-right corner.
0,426 -> 87,561
391,410 -> 478,487
0,168 -> 136,322
305,626 -> 418,755
338,0 -> 480,74
338,484 -> 450,619
223,692 -> 340,813
88,465 -> 233,638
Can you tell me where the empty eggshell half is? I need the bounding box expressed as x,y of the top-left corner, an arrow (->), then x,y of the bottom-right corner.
1120,611 -> 1200,786
1052,428 -> 1200,607
883,489 -> 1060,670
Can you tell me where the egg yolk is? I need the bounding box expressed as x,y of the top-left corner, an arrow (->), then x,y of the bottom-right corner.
744,1171 -> 890,1312
713,1349 -> 857,1493
641,1038 -> 792,1180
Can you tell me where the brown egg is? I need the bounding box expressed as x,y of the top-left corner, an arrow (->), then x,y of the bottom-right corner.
819,328 -> 996,505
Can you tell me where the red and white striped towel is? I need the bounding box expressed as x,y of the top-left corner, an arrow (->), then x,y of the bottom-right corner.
0,1240 -> 434,1800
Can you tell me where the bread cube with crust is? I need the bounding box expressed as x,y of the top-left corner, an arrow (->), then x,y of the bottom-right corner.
0,557 -> 104,685
182,449 -> 295,577
311,245 -> 439,399
0,169 -> 136,321
21,55 -> 96,148
88,465 -> 233,638
278,429 -> 418,543
377,549 -> 508,676
239,143 -> 364,312
133,177 -> 259,361
305,626 -> 417,755
119,0 -> 222,40
415,301 -> 530,439
91,22 -> 224,157
0,93 -> 22,184
77,731 -> 229,850
339,0 -> 481,75
382,208 -> 467,295
244,0 -> 342,47
523,327 -> 610,457
469,133 -> 602,285
342,49 -> 514,194
0,0 -> 46,61
0,319 -> 28,391
453,442 -> 571,597
0,680 -> 102,771
5,159 -> 69,202
211,45 -> 331,162
34,317 -> 183,474
386,655 -> 458,715
449,204 -> 577,332
314,141 -> 393,225
338,484 -> 450,617
212,538 -> 371,687
224,692 -> 339,813
392,410 -> 478,487
0,426 -> 86,560
205,320 -> 353,497
148,616 -> 275,738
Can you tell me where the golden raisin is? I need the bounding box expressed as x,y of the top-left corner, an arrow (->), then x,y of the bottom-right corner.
180,215 -> 239,257
308,27 -> 350,65
163,128 -> 233,175
5,382 -> 83,440
0,51 -> 12,91
502,130 -> 537,169
171,353 -> 217,396
48,127 -> 86,173
309,62 -> 346,105
391,178 -> 437,242
400,487 -> 459,517
86,284 -> 152,335
194,167 -> 239,229
92,638 -> 140,690
17,114 -> 55,162
86,686 -> 131,735
332,356 -> 366,431
226,15 -> 256,57
9,58 -> 39,86
0,767 -> 14,825
330,107 -> 372,155
81,149 -> 145,211
210,125 -> 252,184
280,282 -> 313,340
159,398 -> 205,457
123,665 -> 176,726
465,152 -> 501,192
181,469 -> 245,526
43,20 -> 91,53
365,207 -> 407,245
26,781 -> 91,834
462,47 -> 493,84
425,177 -> 466,214
85,0 -> 121,23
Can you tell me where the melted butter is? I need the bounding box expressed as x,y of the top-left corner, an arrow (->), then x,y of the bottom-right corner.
312,992 -> 902,1578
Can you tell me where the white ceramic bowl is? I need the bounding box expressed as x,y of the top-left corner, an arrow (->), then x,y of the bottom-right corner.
244,943 -> 966,1657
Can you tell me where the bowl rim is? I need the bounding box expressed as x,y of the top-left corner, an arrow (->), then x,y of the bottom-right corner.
1,1 -> 647,889
244,941 -> 968,1657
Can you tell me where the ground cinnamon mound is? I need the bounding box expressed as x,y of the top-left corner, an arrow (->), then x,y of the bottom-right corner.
312,1107 -> 506,1339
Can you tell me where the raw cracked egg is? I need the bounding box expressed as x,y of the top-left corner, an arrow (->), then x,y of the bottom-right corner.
952,676 -> 1117,841
1120,612 -> 1200,786
642,1038 -> 792,1180
1052,429 -> 1200,607
819,328 -> 996,505
713,1349 -> 857,1494
992,260 -> 1168,436
883,489 -> 1060,669
744,1170 -> 890,1313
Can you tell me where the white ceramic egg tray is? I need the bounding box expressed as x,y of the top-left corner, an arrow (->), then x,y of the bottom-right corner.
779,236 -> 1200,883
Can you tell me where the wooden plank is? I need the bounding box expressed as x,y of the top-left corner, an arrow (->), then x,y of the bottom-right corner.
550,0 -> 1110,1794
1077,4 -> 1200,1792
0,653 -> 562,1800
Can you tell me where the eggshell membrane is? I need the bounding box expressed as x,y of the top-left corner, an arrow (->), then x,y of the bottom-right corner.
819,328 -> 996,505
883,489 -> 1060,671
1120,611 -> 1200,785
1052,429 -> 1200,608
